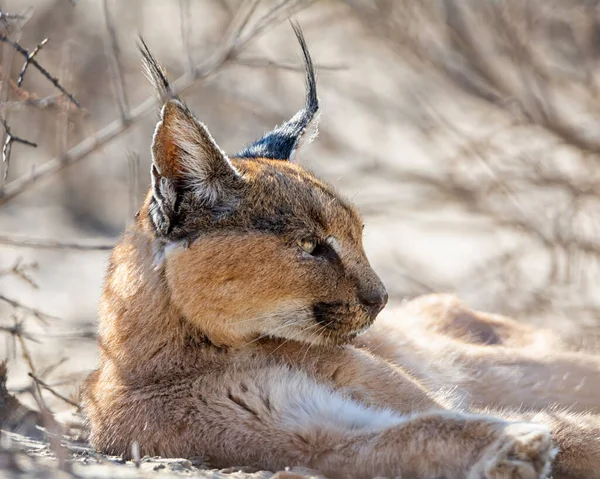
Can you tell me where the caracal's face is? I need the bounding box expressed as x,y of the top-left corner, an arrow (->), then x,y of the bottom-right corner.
139,26 -> 387,348
163,156 -> 388,348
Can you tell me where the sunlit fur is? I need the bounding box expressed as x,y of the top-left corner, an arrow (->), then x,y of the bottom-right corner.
84,26 -> 600,479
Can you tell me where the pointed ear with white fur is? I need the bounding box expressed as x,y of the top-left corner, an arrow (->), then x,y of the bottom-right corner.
149,99 -> 240,236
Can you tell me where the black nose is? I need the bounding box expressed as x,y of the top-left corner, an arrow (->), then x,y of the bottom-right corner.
358,288 -> 388,316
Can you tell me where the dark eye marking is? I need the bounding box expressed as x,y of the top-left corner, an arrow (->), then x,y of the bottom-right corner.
311,241 -> 328,257
297,238 -> 342,268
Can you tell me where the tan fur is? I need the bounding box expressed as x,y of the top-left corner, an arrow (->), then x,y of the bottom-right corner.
85,175 -> 600,478
356,296 -> 600,416
84,36 -> 600,479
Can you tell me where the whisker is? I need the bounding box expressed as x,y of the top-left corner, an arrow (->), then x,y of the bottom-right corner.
238,323 -> 292,348
228,307 -> 308,325
300,323 -> 326,363
267,320 -> 319,358
238,315 -> 315,348
267,337 -> 294,357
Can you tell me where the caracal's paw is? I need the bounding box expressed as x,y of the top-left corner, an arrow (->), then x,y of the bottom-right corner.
469,423 -> 558,479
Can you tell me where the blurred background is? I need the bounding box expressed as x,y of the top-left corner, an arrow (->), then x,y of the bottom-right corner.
2,0 -> 600,415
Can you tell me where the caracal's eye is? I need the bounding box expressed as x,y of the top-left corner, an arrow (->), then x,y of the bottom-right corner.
298,237 -> 318,255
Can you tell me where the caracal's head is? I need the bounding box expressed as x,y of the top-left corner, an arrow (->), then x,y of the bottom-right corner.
137,24 -> 387,348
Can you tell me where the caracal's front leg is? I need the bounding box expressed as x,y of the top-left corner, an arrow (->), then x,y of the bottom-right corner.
261,340 -> 446,413
185,365 -> 555,479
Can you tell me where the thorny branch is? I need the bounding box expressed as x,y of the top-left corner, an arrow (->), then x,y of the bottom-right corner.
1,118 -> 37,179
17,37 -> 47,87
0,9 -> 79,181
0,35 -> 80,108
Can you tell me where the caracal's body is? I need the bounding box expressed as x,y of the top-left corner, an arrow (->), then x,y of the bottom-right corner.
84,26 -> 600,479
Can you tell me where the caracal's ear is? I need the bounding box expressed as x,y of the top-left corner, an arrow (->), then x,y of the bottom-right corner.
139,38 -> 240,236
235,21 -> 319,162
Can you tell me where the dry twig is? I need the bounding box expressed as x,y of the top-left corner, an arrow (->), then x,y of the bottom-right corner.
0,257 -> 39,288
0,234 -> 115,250
0,35 -> 80,108
0,295 -> 58,323
28,373 -> 81,410
1,118 -> 37,179
17,37 -> 47,87
0,0 -> 312,206
103,0 -> 130,122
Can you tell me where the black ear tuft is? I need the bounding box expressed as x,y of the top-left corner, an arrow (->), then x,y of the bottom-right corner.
235,21 -> 319,162
138,36 -> 176,103
140,40 -> 241,237
148,99 -> 241,236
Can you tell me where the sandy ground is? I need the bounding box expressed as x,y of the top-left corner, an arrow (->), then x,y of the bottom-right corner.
2,430 -> 325,478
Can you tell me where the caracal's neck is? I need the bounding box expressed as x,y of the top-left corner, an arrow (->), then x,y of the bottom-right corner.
97,225 -> 214,378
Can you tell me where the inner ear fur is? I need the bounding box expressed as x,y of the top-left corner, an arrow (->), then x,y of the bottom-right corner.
148,98 -> 241,236
151,99 -> 239,197
139,39 -> 241,236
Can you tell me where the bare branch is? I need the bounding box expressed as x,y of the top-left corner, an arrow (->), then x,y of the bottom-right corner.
233,56 -> 347,72
0,295 -> 59,323
235,0 -> 307,49
0,322 -> 40,343
55,41 -> 73,156
28,373 -> 81,410
127,151 -> 140,226
0,9 -> 27,24
0,234 -> 115,250
14,334 -> 73,472
103,0 -> 130,122
2,118 -> 37,179
0,35 -> 80,108
0,0 -> 313,206
17,37 -> 47,87
179,0 -> 194,75
1,73 -> 77,111
0,13 -> 24,193
0,257 -> 39,288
